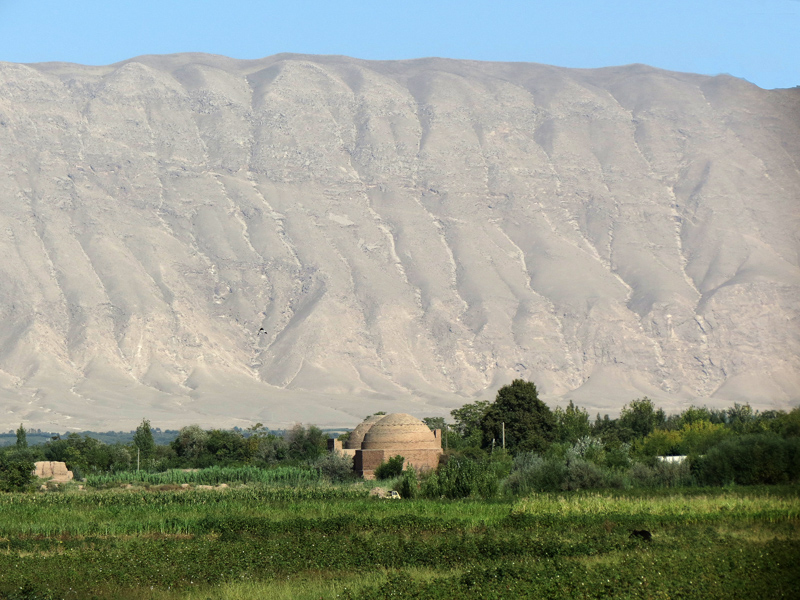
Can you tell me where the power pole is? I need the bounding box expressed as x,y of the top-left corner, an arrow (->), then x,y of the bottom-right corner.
502,422 -> 505,450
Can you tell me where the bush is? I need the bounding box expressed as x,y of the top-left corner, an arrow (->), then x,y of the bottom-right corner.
566,436 -> 606,465
374,455 -> 404,480
0,449 -> 36,492
506,453 -> 569,494
398,465 -> 418,499
694,434 -> 800,486
313,452 -> 354,483
628,460 -> 692,488
562,459 -> 606,491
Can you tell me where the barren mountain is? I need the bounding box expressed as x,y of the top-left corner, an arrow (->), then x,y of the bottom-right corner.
0,54 -> 798,431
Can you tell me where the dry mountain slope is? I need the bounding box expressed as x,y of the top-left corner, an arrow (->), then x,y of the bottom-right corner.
0,54 -> 798,430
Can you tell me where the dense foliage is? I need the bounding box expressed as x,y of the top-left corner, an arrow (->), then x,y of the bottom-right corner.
2,380 -> 799,496
480,379 -> 555,452
0,448 -> 34,492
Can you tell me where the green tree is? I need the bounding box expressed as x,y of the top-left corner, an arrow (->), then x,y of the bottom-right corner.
770,407 -> 800,438
15,423 -> 27,449
198,429 -> 249,465
635,428 -> 682,458
592,413 -> 623,444
313,452 -> 354,482
423,417 -> 455,450
679,420 -> 731,455
133,419 -> 156,461
679,405 -> 712,427
450,400 -> 490,446
171,425 -> 210,461
726,403 -> 756,433
553,401 -> 591,444
285,424 -> 328,461
0,448 -> 35,492
45,433 -> 113,476
618,397 -> 665,442
481,379 -> 555,453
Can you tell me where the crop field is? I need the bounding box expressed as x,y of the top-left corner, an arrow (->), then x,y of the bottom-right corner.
0,485 -> 798,599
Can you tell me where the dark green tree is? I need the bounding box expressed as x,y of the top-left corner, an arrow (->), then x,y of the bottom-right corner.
171,425 -> 210,461
618,397 -> 665,442
205,429 -> 248,464
592,413 -> 622,444
15,423 -> 27,449
133,418 -> 156,461
481,379 -> 555,453
0,448 -> 35,492
285,424 -> 329,461
726,403 -> 756,433
45,433 -> 114,476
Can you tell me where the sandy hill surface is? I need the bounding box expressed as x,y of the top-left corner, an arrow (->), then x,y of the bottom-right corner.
0,54 -> 798,430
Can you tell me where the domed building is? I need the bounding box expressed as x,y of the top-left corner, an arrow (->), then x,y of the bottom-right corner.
329,413 -> 443,479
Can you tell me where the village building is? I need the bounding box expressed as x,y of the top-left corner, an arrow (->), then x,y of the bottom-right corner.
328,413 -> 442,479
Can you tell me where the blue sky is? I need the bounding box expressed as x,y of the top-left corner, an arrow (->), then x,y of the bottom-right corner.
0,0 -> 797,89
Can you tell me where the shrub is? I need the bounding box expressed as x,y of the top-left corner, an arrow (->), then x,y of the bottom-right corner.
503,453 -> 567,495
374,455 -> 404,480
694,434 -> 800,486
566,436 -> 606,465
313,452 -> 355,483
398,465 -> 418,499
628,462 -> 655,487
562,459 -> 606,491
628,460 -> 692,488
0,449 -> 35,492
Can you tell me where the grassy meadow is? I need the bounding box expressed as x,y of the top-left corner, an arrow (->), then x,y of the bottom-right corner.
0,484 -> 798,599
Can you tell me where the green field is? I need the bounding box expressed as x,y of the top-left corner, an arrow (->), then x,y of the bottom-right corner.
0,485 -> 798,599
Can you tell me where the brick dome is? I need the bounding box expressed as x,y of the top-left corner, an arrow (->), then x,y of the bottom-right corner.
345,414 -> 384,449
361,413 -> 439,450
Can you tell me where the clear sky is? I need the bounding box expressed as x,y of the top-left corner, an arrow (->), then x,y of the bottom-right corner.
0,0 -> 797,89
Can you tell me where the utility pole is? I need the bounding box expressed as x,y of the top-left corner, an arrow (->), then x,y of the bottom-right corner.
502,422 -> 505,450
137,446 -> 140,472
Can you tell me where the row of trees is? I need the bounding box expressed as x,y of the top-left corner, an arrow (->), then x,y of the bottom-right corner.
2,378 -> 798,492
442,379 -> 799,456
0,419 -> 333,490
422,380 -> 800,492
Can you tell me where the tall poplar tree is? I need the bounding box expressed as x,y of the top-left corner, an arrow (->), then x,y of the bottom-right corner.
15,423 -> 27,449
133,418 -> 156,460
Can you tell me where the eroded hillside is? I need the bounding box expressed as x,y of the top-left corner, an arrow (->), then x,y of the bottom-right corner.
0,54 -> 798,429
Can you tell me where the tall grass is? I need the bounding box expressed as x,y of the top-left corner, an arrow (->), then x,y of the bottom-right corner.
85,465 -> 320,487
511,491 -> 800,523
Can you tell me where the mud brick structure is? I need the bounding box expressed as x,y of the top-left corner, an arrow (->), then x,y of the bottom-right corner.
329,413 -> 442,479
